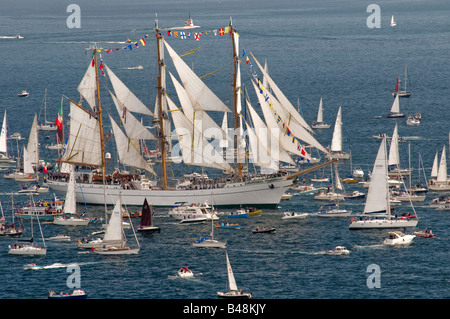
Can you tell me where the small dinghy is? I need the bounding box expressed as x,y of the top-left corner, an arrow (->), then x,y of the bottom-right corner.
252,226 -> 276,234
177,267 -> 194,278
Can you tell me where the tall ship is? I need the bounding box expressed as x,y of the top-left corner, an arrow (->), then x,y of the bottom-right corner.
47,18 -> 334,207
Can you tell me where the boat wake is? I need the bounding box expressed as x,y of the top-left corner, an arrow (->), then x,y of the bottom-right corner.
24,261 -> 104,270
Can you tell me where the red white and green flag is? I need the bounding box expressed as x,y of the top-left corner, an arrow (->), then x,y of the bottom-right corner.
55,100 -> 63,130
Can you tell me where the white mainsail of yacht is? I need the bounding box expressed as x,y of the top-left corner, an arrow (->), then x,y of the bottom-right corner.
327,106 -> 350,160
217,251 -> 252,299
387,123 -> 409,177
0,110 -> 15,163
312,97 -> 330,129
46,18 -> 335,208
349,137 -> 418,229
429,145 -> 450,191
386,94 -> 405,118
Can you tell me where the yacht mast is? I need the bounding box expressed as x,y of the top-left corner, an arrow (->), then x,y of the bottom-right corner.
155,18 -> 168,189
230,17 -> 243,178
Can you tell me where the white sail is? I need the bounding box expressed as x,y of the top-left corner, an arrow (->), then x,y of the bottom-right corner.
436,145 -> 447,183
109,90 -> 156,141
77,59 -> 97,111
166,95 -> 233,172
105,64 -> 153,116
219,112 -> 230,148
63,165 -> 77,215
26,114 -> 39,166
364,138 -> 389,215
431,150 -> 439,178
23,146 -> 35,174
330,106 -> 343,153
0,110 -> 7,154
316,97 -> 324,123
334,163 -> 343,191
390,94 -> 400,113
388,124 -> 400,167
226,251 -> 238,292
250,52 -> 314,133
102,198 -> 124,245
246,98 -> 294,165
61,101 -> 103,167
109,115 -> 156,175
169,72 -> 224,140
164,40 -> 230,113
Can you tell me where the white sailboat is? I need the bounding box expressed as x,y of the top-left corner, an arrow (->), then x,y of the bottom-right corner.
0,111 -> 15,164
386,94 -> 405,118
349,137 -> 419,229
37,89 -> 57,131
326,106 -> 350,160
193,212 -> 226,248
8,199 -> 47,256
390,15 -> 397,27
311,97 -> 330,129
387,124 -> 410,177
53,165 -> 90,226
428,145 -> 450,191
314,163 -> 345,201
217,251 -> 252,299
392,65 -> 412,97
94,197 -> 140,255
46,19 -> 335,208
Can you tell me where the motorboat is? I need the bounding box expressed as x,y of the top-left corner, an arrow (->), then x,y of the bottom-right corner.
247,207 -> 262,216
48,290 -> 87,299
77,237 -> 104,249
214,223 -> 241,229
180,216 -> 207,224
252,226 -> 275,234
325,246 -> 350,255
17,90 -> 29,97
281,212 -> 308,220
344,190 -> 365,199
414,229 -> 436,238
281,192 -> 293,200
227,209 -> 248,218
352,167 -> 364,178
24,263 -> 44,270
178,267 -> 194,278
168,201 -> 218,221
383,231 -> 415,246
318,205 -> 351,218
406,115 -> 420,126
47,234 -> 71,241
314,190 -> 345,201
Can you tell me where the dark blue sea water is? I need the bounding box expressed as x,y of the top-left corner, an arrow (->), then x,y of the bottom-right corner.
0,0 -> 449,303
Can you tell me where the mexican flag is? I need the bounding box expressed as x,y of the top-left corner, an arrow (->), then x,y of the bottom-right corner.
55,100 -> 63,130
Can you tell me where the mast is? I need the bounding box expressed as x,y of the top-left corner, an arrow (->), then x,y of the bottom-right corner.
92,48 -> 106,173
155,18 -> 168,189
230,17 -> 243,178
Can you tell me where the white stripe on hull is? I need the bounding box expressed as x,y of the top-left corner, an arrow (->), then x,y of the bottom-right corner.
47,178 -> 292,207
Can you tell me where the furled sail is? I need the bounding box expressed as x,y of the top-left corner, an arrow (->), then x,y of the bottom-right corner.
109,115 -> 156,175
164,40 -> 230,113
61,101 -> 103,167
166,94 -> 233,172
105,64 -> 153,116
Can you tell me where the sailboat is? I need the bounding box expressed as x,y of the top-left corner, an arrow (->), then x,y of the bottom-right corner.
217,251 -> 252,299
311,97 -> 330,129
8,197 -> 47,255
193,213 -> 226,248
390,15 -> 397,27
0,194 -> 23,237
349,137 -> 419,229
46,18 -> 335,208
386,94 -> 405,118
0,111 -> 15,164
326,106 -> 350,160
392,65 -> 411,98
387,124 -> 410,177
94,197 -> 140,255
37,89 -> 57,131
53,165 -> 90,226
137,198 -> 160,233
428,145 -> 450,191
314,162 -> 345,201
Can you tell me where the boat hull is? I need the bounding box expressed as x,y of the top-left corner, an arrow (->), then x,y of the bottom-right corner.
349,218 -> 418,230
217,291 -> 252,299
53,217 -> 90,226
47,178 -> 292,207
